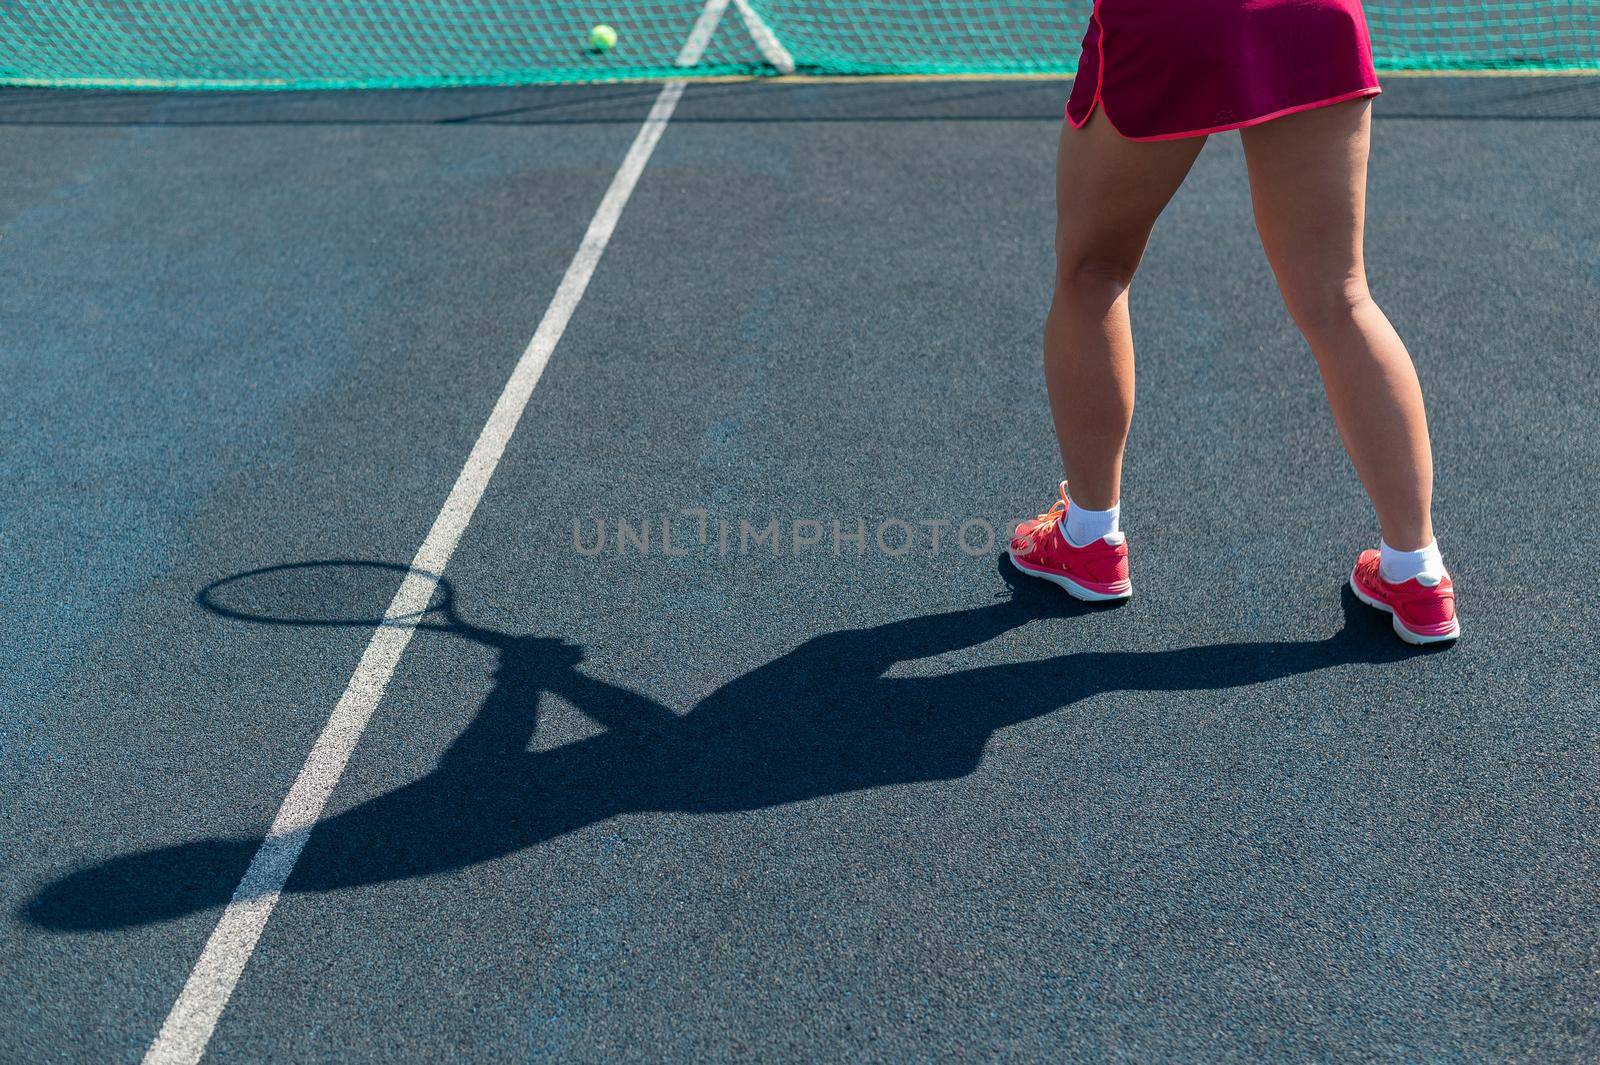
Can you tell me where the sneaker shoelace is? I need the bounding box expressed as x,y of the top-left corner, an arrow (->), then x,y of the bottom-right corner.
1029,483 -> 1072,536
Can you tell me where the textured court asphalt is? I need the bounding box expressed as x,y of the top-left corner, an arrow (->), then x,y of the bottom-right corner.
2,77 -> 1598,1062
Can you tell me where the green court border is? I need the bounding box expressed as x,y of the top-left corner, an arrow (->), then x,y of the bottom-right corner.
4,66 -> 1598,92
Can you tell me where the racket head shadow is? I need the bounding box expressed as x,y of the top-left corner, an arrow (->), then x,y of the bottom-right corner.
197,560 -> 456,630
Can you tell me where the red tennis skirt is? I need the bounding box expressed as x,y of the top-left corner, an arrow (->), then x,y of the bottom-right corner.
1066,0 -> 1382,141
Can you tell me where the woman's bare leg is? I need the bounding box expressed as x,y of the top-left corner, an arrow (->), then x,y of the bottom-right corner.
1044,113 -> 1206,510
1241,99 -> 1435,550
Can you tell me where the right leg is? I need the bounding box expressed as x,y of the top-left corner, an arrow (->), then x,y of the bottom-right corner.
1044,112 -> 1206,510
1239,100 -> 1434,551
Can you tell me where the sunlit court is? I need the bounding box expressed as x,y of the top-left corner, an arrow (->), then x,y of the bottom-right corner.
3,2 -> 1598,1061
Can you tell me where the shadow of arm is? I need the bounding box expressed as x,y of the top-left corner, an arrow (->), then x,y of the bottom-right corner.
550,670 -> 679,736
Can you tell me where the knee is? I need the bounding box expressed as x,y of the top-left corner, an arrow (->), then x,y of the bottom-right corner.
1054,250 -> 1140,303
1279,276 -> 1375,336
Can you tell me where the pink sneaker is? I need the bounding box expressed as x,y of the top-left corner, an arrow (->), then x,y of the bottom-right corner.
1008,482 -> 1131,602
1349,548 -> 1461,645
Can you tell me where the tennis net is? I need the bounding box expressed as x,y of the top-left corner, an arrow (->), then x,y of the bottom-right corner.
2,2 -> 1596,91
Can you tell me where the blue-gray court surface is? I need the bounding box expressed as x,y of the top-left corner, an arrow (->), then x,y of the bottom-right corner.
2,73 -> 1598,1062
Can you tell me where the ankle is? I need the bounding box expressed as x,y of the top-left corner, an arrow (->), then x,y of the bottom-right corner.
1380,539 -> 1446,585
1065,490 -> 1120,546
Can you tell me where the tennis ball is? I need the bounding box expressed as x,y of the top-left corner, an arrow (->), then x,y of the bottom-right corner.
588,24 -> 618,52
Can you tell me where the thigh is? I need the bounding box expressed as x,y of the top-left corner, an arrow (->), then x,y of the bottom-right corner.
1055,111 -> 1207,276
1240,98 -> 1372,303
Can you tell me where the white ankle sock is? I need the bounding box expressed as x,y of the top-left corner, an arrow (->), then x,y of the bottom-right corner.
1380,539 -> 1445,585
1065,492 -> 1120,546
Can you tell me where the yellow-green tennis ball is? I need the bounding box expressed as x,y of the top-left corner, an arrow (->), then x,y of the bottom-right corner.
588,24 -> 618,52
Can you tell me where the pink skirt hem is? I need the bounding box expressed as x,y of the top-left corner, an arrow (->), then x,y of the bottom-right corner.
1067,85 -> 1382,142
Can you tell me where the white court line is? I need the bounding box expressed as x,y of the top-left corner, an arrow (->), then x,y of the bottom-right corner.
732,0 -> 797,75
679,0 -> 733,69
141,6 -> 730,1063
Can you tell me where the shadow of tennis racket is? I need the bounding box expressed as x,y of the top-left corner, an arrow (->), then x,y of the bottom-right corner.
198,559 -> 456,631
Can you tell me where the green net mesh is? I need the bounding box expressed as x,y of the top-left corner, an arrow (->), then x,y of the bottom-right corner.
2,2 -> 1596,91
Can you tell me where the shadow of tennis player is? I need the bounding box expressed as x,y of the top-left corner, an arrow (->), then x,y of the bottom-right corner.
25,556 -> 1421,931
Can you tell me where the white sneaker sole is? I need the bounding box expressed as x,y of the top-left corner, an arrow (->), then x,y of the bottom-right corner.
1009,550 -> 1132,603
1348,566 -> 1461,645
